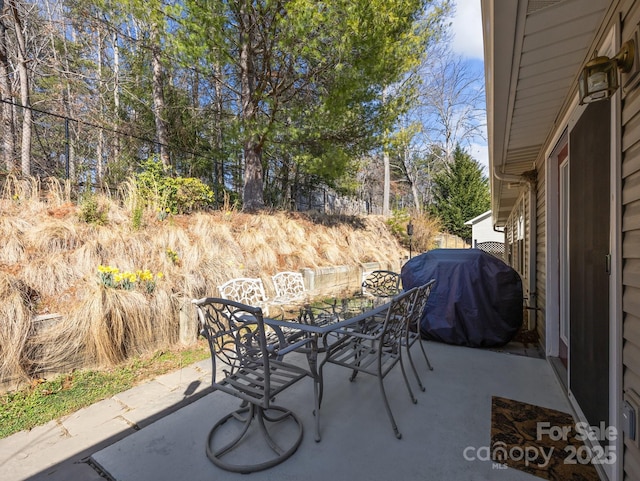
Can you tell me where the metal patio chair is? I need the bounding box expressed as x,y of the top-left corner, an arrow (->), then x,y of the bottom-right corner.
404,279 -> 436,392
318,287 -> 419,439
217,277 -> 271,316
361,270 -> 402,307
271,271 -> 308,305
192,297 -> 320,473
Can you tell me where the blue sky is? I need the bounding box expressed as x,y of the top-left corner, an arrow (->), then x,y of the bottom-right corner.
449,0 -> 488,170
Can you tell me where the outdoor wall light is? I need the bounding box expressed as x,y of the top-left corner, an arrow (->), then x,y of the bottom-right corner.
579,39 -> 636,104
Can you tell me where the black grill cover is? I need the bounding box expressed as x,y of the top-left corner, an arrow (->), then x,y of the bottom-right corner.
400,249 -> 523,347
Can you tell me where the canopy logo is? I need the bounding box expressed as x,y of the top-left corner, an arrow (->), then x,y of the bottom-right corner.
464,421 -> 617,468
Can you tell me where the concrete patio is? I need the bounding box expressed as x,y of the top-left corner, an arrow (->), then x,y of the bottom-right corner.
86,340 -> 567,481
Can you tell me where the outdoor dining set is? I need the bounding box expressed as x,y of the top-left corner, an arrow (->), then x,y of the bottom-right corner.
192,270 -> 436,474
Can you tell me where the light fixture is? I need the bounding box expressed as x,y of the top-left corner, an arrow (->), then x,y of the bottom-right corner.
579,39 -> 636,104
407,220 -> 414,259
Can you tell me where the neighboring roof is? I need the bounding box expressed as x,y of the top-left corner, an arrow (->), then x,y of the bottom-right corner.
464,210 -> 492,226
480,0 -> 611,225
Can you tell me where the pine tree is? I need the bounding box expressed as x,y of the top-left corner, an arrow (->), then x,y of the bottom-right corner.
430,145 -> 490,240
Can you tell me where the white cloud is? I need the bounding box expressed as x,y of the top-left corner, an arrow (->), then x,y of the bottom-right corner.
450,0 -> 484,60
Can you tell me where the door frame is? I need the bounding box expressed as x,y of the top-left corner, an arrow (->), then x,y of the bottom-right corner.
558,155 -> 569,363
545,26 -> 622,481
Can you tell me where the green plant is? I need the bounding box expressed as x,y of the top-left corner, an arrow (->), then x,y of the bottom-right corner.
166,248 -> 180,265
172,177 -> 215,213
386,209 -> 412,245
97,265 -> 163,293
429,145 -> 490,239
386,209 -> 440,253
78,194 -> 108,225
135,158 -> 214,215
132,200 -> 144,230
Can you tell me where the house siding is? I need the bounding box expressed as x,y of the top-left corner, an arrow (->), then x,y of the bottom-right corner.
621,2 -> 640,478
511,193 -> 530,283
504,190 -> 532,329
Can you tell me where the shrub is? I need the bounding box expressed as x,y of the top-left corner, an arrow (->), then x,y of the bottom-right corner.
78,194 -> 108,225
131,199 -> 144,230
386,209 -> 440,254
135,158 -> 214,215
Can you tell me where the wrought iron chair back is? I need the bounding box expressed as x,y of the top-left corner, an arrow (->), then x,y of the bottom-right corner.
319,286 -> 419,439
361,270 -> 402,300
217,277 -> 270,315
403,279 -> 436,392
271,271 -> 307,304
195,298 -> 276,398
409,279 -> 436,333
192,297 -> 319,473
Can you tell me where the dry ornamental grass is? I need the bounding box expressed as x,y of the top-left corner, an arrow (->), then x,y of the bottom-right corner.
0,177 -> 443,390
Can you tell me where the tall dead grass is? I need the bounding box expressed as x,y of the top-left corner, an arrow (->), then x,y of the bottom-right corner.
0,182 -> 420,386
410,213 -> 442,252
75,284 -> 154,366
0,217 -> 30,264
0,273 -> 35,382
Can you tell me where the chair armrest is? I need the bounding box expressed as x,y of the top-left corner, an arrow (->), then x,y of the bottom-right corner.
276,336 -> 318,357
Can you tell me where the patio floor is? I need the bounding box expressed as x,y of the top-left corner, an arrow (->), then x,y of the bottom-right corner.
91,340 -> 570,481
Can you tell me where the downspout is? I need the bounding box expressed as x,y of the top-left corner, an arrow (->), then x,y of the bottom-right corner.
493,166 -> 538,331
528,178 -> 537,331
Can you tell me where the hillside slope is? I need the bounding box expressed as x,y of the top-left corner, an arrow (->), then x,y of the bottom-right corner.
0,195 -> 409,384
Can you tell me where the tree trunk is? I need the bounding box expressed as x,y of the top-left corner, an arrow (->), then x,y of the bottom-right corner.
239,0 -> 264,211
213,61 -> 223,187
112,29 -> 120,166
10,0 -> 31,176
405,147 -> 421,212
151,23 -> 169,168
96,26 -> 104,185
382,87 -> 390,216
48,0 -> 76,182
0,0 -> 16,171
383,150 -> 390,216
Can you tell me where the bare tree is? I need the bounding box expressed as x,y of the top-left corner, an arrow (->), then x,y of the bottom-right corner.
150,21 -> 169,168
111,28 -> 120,167
416,43 -> 486,165
382,87 -> 391,216
391,43 -> 486,211
0,0 -> 16,172
8,0 -> 31,176
43,0 -> 77,180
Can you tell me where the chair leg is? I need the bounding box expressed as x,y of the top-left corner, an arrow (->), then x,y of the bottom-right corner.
377,376 -> 402,439
206,404 -> 303,473
318,366 -> 325,408
302,342 -> 322,442
313,375 -> 321,442
398,351 -> 417,404
405,336 -> 426,392
418,337 -> 434,371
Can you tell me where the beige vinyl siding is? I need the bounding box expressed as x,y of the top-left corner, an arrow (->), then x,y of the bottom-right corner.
621,2 -> 640,478
505,192 -> 529,282
536,162 -> 547,348
504,189 -> 532,337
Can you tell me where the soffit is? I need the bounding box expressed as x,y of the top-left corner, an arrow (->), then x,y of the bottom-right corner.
482,0 -> 611,225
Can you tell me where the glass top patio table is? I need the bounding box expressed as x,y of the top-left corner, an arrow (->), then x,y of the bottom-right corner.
262,300 -> 391,443
264,300 -> 389,339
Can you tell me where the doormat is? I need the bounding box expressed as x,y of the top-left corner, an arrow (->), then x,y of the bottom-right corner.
490,396 -> 601,481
